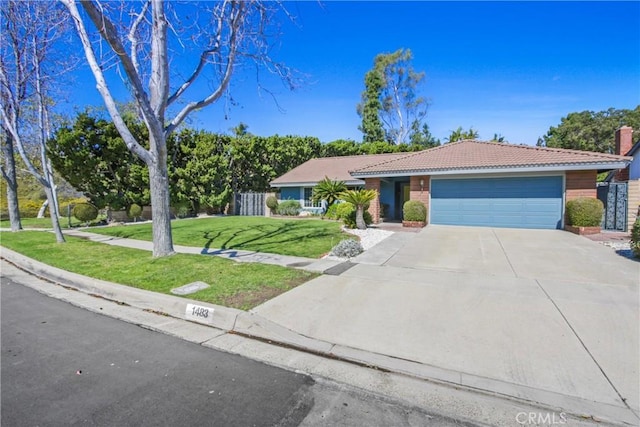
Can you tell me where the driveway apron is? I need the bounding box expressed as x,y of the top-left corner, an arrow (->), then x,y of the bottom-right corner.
253,225 -> 640,416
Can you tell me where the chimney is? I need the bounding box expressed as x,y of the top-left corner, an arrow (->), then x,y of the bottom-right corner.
615,126 -> 633,155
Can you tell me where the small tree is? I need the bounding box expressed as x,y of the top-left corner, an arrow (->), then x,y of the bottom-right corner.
312,177 -> 347,207
127,203 -> 142,222
73,203 -> 98,225
340,189 -> 377,230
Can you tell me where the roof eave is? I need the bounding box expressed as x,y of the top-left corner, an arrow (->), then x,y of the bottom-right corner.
351,162 -> 631,179
270,179 -> 365,188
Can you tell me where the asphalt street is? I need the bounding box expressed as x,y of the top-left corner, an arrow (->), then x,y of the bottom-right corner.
1,275 -> 471,427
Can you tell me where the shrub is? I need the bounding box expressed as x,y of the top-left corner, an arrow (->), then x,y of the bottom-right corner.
325,203 -> 340,220
565,197 -> 603,227
73,203 -> 99,223
631,218 -> 640,258
335,202 -> 354,220
330,239 -> 364,258
338,202 -> 372,229
127,203 -> 142,220
266,195 -> 279,213
403,200 -> 427,222
312,177 -> 347,206
174,202 -> 192,219
276,200 -> 301,216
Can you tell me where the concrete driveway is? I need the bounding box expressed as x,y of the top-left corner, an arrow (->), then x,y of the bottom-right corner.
253,225 -> 639,423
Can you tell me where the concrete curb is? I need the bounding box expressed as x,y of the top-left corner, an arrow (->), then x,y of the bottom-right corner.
1,247 -> 637,426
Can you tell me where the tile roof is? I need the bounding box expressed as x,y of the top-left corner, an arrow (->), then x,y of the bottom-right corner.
351,140 -> 631,176
270,152 -> 408,186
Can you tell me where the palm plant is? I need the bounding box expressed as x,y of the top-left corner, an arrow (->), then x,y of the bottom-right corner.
340,189 -> 377,230
312,177 -> 347,207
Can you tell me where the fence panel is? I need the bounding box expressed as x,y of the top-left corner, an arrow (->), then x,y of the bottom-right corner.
235,192 -> 266,216
597,182 -> 627,231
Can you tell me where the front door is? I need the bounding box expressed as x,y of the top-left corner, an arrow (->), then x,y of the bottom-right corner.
394,182 -> 410,220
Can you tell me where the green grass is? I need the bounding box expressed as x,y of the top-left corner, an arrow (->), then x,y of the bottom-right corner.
0,217 -> 85,229
89,216 -> 347,258
0,231 -> 317,310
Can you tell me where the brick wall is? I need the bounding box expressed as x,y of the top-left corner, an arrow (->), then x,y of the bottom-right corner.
565,170 -> 597,201
364,178 -> 381,223
627,179 -> 640,232
409,175 -> 430,221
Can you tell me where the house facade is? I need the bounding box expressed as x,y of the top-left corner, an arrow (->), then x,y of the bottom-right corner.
270,153 -> 407,214
607,126 -> 640,232
271,140 -> 631,230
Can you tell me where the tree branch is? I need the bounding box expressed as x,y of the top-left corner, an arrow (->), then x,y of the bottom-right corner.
62,0 -> 152,164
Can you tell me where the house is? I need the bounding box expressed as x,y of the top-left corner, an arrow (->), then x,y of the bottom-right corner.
603,126 -> 640,232
271,140 -> 631,229
270,153 -> 408,214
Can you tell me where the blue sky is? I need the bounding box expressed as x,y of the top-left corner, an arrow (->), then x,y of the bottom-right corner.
71,1 -> 640,145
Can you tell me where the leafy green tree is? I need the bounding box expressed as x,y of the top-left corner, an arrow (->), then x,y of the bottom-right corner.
537,107 -> 640,153
357,66 -> 386,143
230,135 -> 322,192
169,129 -> 232,213
409,121 -> 440,148
322,139 -> 363,157
340,189 -> 377,230
48,112 -> 149,210
358,49 -> 429,145
312,177 -> 347,207
360,141 -> 399,154
445,126 -> 480,143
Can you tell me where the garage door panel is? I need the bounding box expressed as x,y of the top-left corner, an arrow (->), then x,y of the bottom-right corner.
430,176 -> 562,229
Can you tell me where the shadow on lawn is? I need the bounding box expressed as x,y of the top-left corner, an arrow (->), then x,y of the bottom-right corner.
200,221 -> 337,256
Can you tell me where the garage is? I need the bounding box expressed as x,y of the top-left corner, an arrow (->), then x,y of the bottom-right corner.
430,176 -> 563,229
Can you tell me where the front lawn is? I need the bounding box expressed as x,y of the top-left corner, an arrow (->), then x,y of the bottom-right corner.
0,217 -> 85,229
90,216 -> 347,258
0,231 -> 317,310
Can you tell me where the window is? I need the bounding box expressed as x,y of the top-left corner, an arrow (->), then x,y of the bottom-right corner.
303,187 -> 320,208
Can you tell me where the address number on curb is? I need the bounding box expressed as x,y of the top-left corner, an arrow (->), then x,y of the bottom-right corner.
185,304 -> 215,324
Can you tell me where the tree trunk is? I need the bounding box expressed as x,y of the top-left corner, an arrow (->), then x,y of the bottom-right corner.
356,205 -> 367,230
43,185 -> 65,243
1,133 -> 22,231
37,199 -> 49,218
148,160 -> 175,257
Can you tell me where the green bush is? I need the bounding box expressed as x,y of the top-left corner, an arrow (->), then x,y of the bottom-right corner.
336,202 -> 372,229
73,203 -> 99,223
127,203 -> 142,219
324,203 -> 340,220
266,195 -> 279,212
565,197 -> 603,227
631,218 -> 640,258
403,200 -> 427,222
276,200 -> 301,216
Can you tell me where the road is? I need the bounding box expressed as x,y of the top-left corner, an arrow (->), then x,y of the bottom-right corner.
1,274 -> 471,427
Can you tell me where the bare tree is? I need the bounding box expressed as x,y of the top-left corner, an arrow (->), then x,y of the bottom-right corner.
62,0 -> 296,257
0,1 -> 70,241
1,130 -> 21,231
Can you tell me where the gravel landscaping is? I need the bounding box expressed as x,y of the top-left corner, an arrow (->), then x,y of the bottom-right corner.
323,227 -> 394,261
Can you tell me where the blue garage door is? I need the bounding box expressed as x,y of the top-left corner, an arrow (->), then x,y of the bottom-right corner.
430,176 -> 563,229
